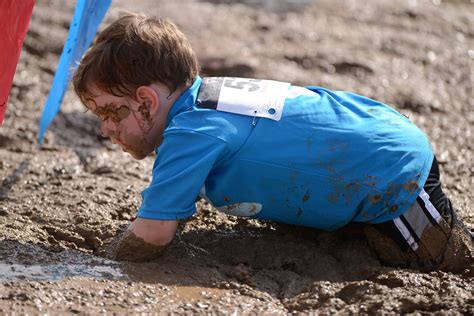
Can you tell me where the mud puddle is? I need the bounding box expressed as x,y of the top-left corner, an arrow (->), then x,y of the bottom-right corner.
0,261 -> 227,303
0,262 -> 122,282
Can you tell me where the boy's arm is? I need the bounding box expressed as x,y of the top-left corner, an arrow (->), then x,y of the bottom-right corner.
111,218 -> 178,262
116,131 -> 228,261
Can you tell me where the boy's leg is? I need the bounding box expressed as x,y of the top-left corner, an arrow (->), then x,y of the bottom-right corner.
364,157 -> 473,273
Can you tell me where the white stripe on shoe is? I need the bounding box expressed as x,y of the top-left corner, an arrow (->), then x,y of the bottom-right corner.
419,189 -> 442,223
394,217 -> 419,251
393,217 -> 418,250
403,200 -> 432,241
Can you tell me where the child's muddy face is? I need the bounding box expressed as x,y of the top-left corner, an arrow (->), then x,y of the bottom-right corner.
85,87 -> 160,160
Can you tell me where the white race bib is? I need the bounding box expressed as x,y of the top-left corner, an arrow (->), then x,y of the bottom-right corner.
197,77 -> 290,122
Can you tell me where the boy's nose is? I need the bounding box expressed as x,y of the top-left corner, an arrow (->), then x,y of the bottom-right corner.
100,123 -> 108,137
100,122 -> 113,138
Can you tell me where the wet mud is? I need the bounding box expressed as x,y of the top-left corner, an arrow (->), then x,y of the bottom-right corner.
0,0 -> 473,313
105,230 -> 167,262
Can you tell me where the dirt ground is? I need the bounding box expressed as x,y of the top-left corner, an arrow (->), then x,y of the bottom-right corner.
0,0 -> 473,313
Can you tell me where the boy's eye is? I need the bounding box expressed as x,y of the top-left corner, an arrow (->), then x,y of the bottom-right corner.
102,115 -> 120,124
95,104 -> 130,123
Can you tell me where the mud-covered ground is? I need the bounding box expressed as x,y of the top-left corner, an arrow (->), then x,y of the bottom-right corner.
0,0 -> 473,313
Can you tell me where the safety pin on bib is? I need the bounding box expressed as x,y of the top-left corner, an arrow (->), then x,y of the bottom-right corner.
252,110 -> 258,126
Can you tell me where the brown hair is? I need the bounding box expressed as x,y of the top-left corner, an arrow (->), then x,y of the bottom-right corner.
73,12 -> 199,104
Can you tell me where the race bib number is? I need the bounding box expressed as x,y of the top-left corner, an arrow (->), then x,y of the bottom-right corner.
197,77 -> 290,121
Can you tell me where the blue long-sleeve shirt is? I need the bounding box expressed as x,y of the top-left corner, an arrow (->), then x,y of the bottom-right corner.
138,76 -> 433,231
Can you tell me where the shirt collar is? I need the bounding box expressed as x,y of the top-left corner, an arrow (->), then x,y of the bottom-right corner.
166,76 -> 202,127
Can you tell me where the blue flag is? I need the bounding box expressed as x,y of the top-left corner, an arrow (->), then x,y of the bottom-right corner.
38,0 -> 111,144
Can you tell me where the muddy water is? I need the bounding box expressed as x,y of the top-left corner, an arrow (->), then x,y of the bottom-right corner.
0,262 -> 122,282
0,0 -> 473,313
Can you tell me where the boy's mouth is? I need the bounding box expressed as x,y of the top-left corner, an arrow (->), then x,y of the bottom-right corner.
111,138 -> 127,150
111,137 -> 121,145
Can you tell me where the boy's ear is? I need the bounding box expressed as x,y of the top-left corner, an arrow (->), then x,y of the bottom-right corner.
135,85 -> 160,116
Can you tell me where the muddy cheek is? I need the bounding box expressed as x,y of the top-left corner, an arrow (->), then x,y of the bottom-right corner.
138,103 -> 152,122
116,106 -> 131,121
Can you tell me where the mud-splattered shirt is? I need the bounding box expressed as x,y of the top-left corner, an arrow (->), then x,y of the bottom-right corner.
138,76 -> 433,230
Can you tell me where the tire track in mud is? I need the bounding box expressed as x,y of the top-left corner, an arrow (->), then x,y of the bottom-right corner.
0,160 -> 30,201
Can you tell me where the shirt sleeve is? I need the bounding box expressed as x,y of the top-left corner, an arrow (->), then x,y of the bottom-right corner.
137,130 -> 228,220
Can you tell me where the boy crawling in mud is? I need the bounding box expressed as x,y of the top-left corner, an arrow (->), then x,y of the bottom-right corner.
72,13 -> 472,273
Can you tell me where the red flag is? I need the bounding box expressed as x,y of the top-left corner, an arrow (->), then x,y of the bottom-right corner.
0,0 -> 35,126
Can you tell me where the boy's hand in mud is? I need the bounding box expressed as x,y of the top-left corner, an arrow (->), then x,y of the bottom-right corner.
108,218 -> 178,262
108,230 -> 164,262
